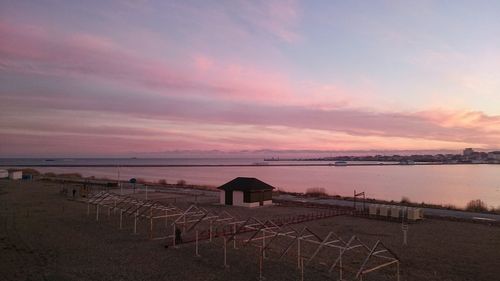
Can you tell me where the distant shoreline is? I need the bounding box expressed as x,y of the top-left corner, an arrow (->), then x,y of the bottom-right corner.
1,162 -> 498,168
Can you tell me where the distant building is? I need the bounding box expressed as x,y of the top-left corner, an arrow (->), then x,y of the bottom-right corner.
218,177 -> 274,207
8,170 -> 22,180
0,169 -> 8,179
463,148 -> 474,157
488,151 -> 500,160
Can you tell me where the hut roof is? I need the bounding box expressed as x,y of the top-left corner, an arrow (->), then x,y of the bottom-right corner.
217,177 -> 275,192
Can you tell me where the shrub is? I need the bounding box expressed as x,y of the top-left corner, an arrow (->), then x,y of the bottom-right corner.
158,179 -> 168,185
400,196 -> 411,204
20,168 -> 40,175
44,172 -> 57,177
176,179 -> 186,186
443,204 -> 457,210
305,187 -> 327,197
465,199 -> 488,212
136,178 -> 147,184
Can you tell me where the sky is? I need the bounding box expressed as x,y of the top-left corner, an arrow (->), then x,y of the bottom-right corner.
1,0 -> 500,157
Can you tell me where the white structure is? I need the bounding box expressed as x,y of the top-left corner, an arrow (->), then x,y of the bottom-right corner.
0,169 -> 8,179
9,170 -> 22,180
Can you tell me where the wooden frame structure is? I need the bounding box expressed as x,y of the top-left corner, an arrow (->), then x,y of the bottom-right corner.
85,191 -> 400,280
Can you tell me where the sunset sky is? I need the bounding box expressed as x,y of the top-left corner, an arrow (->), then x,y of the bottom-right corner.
1,0 -> 500,157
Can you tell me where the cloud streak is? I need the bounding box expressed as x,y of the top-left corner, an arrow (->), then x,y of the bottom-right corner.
2,1 -> 500,156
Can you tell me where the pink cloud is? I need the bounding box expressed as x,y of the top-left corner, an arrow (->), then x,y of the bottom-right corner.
236,0 -> 301,42
0,20 -> 294,103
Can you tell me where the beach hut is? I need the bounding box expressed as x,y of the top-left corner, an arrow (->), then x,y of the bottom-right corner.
390,206 -> 401,219
379,205 -> 389,217
9,170 -> 22,180
218,177 -> 275,207
0,169 -> 8,179
368,204 -> 378,216
407,208 -> 423,221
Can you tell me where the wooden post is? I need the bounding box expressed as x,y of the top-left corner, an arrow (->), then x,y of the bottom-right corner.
209,221 -> 213,242
96,205 -> 99,221
339,248 -> 343,280
195,230 -> 200,257
87,200 -> 90,216
133,211 -> 138,234
119,209 -> 123,229
172,224 -> 176,247
259,247 -> 264,281
402,223 -> 408,246
183,215 -> 186,232
297,238 -> 301,269
262,230 -> 266,259
223,237 -> 228,268
397,261 -> 400,281
300,257 -> 304,281
149,208 -> 153,239
108,206 -> 111,217
164,210 -> 168,228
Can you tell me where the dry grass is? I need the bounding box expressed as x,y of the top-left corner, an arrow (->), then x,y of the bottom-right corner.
465,199 -> 488,212
305,187 -> 328,197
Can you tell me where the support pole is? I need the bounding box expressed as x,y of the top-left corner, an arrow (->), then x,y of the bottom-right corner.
233,224 -> 238,249
402,223 -> 408,246
87,200 -> 90,216
108,206 -> 111,217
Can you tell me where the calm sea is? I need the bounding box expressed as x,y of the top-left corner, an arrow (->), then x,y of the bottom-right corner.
1,158 -> 499,208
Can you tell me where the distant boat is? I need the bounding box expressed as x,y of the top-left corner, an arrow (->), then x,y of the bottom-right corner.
334,161 -> 348,166
253,162 -> 269,166
45,159 -> 55,162
399,160 -> 415,165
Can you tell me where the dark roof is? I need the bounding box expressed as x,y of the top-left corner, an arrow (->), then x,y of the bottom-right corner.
217,177 -> 275,192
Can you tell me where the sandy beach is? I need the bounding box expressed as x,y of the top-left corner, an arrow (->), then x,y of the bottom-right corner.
1,179 -> 500,281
